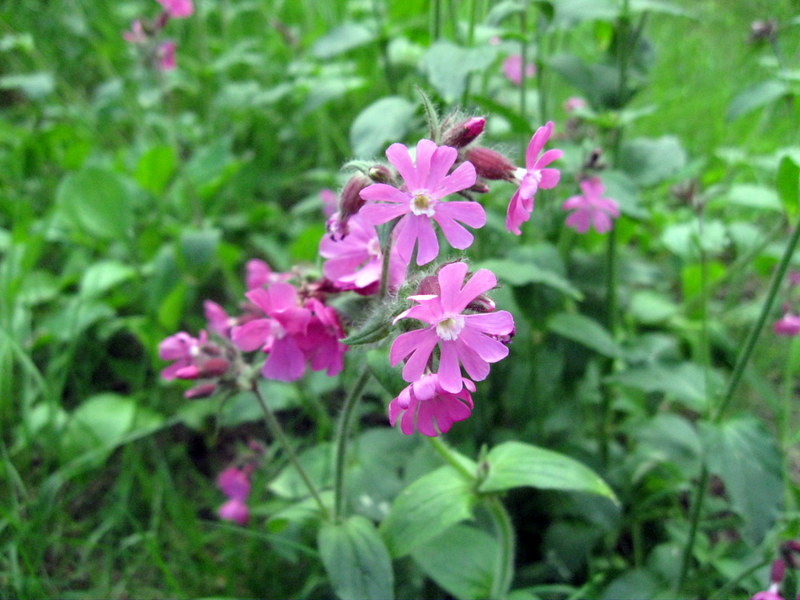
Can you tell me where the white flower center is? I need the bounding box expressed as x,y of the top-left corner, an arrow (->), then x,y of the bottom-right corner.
270,320 -> 286,340
435,315 -> 465,341
366,237 -> 382,259
410,192 -> 436,217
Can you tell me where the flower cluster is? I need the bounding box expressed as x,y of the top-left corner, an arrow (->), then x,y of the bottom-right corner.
217,465 -> 252,525
123,0 -> 194,71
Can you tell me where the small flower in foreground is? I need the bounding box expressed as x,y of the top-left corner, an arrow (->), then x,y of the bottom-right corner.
157,40 -> 176,71
157,0 -> 194,18
359,139 -> 482,265
389,374 -> 475,436
506,121 -> 563,235
562,177 -> 620,234
391,262 -> 514,393
502,54 -> 536,86
774,312 -> 800,336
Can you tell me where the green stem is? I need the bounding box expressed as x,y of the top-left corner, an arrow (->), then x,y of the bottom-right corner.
709,557 -> 771,600
675,463 -> 709,593
520,7 -> 529,132
427,436 -> 475,480
251,383 -> 330,519
332,365 -> 372,522
486,495 -> 515,600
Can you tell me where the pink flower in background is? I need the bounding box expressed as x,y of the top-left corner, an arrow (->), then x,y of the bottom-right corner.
245,259 -> 291,290
232,284 -> 312,382
389,374 -> 475,436
157,40 -> 176,70
157,0 -> 194,18
506,122 -> 563,235
204,300 -> 233,338
218,498 -> 249,525
564,96 -> 588,113
502,54 -> 535,85
391,262 -> 514,393
320,188 -> 338,218
774,312 -> 800,336
217,466 -> 251,525
359,139 -> 483,265
123,19 -> 147,44
159,331 -> 207,380
319,214 -> 406,294
562,177 -> 620,234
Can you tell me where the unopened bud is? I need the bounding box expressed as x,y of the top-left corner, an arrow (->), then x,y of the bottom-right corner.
368,165 -> 393,184
442,116 -> 486,148
770,559 -> 785,584
198,357 -> 230,378
340,174 -> 370,219
184,382 -> 217,399
415,275 -> 440,297
469,181 -> 490,194
465,147 -> 517,181
467,294 -> 496,313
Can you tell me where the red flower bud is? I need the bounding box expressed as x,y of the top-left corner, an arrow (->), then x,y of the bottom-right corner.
442,117 -> 486,148
184,382 -> 217,399
465,147 -> 517,181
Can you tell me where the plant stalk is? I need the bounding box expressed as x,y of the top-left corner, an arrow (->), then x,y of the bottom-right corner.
486,495 -> 515,600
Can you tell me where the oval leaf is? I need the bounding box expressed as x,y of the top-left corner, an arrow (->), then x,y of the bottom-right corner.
350,96 -> 415,158
57,167 -> 133,239
479,441 -> 617,502
318,515 -> 394,600
547,312 -> 622,358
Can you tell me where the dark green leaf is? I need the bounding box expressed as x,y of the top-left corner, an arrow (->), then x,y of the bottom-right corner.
547,312 -> 622,358
57,167 -> 133,240
318,515 -> 394,600
776,154 -> 799,217
479,441 -> 617,501
476,259 -> 582,299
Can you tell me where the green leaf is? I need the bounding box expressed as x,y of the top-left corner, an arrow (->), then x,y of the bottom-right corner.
608,362 -> 717,412
776,154 -> 799,217
135,145 -> 176,195
0,72 -> 54,100
618,136 -> 687,186
80,260 -> 136,298
350,96 -> 416,158
548,53 -> 621,108
727,79 -> 788,121
661,220 -> 729,261
367,348 -> 406,396
699,417 -> 783,543
380,465 -> 477,558
269,444 -> 333,499
479,441 -> 617,501
552,0 -> 618,25
179,229 -> 221,271
311,23 -> 376,59
318,515 -> 394,600
420,41 -> 498,103
411,525 -> 498,600
628,290 -> 679,324
547,312 -> 622,358
724,184 -> 782,212
477,259 -> 583,299
57,166 -> 133,240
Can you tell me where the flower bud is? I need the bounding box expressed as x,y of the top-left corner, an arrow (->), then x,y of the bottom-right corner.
340,174 -> 370,218
464,147 -> 517,181
368,164 -> 393,184
442,117 -> 486,148
770,559 -> 785,584
184,382 -> 217,399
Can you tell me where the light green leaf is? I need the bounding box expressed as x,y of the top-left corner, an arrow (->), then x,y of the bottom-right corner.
350,96 -> 416,158
420,41 -> 498,102
776,154 -> 799,217
411,525 -> 498,600
477,259 -> 583,299
727,79 -> 788,121
725,184 -> 782,212
135,145 -> 176,195
0,72 -> 54,99
479,441 -> 617,502
618,136 -> 687,186
57,167 -> 133,240
608,362 -> 717,412
269,443 -> 332,499
318,515 -> 394,600
80,261 -> 136,298
311,23 -> 376,59
380,465 -> 477,558
547,312 -> 622,358
699,417 -> 783,543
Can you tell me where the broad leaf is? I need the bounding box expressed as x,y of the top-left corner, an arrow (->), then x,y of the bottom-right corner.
57,167 -> 133,240
477,259 -> 583,299
420,41 -> 498,102
479,441 -> 617,502
311,23 -> 376,59
318,515 -> 394,600
776,154 -> 799,217
380,465 -> 477,558
350,96 -> 416,158
618,136 -> 687,186
727,79 -> 788,121
547,312 -> 622,358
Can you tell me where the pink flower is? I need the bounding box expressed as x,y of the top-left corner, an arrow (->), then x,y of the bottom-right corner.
564,96 -> 587,113
562,177 -> 620,234
245,259 -> 291,290
232,284 -> 312,382
502,54 -> 535,86
204,300 -> 233,338
218,498 -> 249,525
506,122 -> 563,235
157,41 -> 176,71
319,214 -> 407,294
320,188 -> 338,218
390,262 -> 514,393
159,331 -> 207,380
359,139 -> 483,265
217,467 -> 251,501
389,374 -> 475,436
157,0 -> 194,18
123,20 -> 147,44
299,299 -> 348,377
774,312 -> 800,336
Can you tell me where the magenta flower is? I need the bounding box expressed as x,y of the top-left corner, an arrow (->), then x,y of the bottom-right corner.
359,139 -> 483,265
390,262 -> 514,393
123,19 -> 147,44
389,374 -> 475,436
564,96 -> 587,113
232,284 -> 312,382
157,40 -> 176,71
774,312 -> 800,336
217,467 -> 251,501
502,54 -> 535,86
562,177 -> 620,234
159,331 -> 207,380
506,122 -> 563,235
218,498 -> 249,525
157,0 -> 194,18
320,188 -> 338,218
319,214 -> 406,294
299,299 -> 348,377
245,259 -> 291,290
